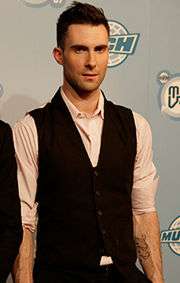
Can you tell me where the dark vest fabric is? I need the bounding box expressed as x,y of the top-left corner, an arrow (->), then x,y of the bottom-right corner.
0,121 -> 22,283
30,89 -> 150,282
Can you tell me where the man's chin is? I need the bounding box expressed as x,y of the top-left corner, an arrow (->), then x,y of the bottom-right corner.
74,84 -> 100,96
66,78 -> 101,96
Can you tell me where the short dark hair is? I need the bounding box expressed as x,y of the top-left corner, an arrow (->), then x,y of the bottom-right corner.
56,1 -> 110,49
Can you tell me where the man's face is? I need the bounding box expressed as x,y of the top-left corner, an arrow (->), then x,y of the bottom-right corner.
55,24 -> 109,96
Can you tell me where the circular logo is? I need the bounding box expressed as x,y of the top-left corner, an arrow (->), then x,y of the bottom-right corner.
50,0 -> 65,8
0,83 -> 4,98
108,20 -> 139,67
22,0 -> 64,8
23,0 -> 48,4
108,21 -> 129,67
160,76 -> 180,118
161,216 -> 180,256
168,216 -> 180,255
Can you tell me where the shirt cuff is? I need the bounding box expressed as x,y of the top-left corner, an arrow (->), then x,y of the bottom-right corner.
21,202 -> 38,232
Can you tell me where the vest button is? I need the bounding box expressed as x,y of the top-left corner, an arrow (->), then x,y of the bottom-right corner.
97,209 -> 103,216
95,190 -> 101,197
94,170 -> 98,176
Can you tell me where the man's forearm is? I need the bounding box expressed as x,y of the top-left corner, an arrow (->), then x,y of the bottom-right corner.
12,227 -> 34,283
133,211 -> 164,283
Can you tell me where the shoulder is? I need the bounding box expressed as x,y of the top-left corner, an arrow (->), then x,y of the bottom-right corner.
106,100 -> 134,124
13,100 -> 49,132
30,102 -> 51,118
13,114 -> 36,131
13,114 -> 38,158
107,99 -> 131,113
132,112 -> 153,146
106,99 -> 151,129
133,112 -> 152,133
13,114 -> 37,146
107,99 -> 153,142
107,100 -> 137,131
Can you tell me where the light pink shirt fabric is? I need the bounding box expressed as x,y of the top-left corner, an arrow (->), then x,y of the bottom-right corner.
13,90 -> 158,232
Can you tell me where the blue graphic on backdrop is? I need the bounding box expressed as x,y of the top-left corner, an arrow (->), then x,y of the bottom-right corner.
161,216 -> 180,256
108,20 -> 139,67
21,0 -> 65,8
0,83 -> 4,98
158,71 -> 180,118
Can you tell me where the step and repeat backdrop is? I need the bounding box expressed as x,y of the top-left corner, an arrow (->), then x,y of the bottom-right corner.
0,1 -> 179,282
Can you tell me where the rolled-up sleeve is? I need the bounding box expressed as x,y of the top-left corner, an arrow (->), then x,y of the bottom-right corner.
13,115 -> 38,232
132,112 -> 159,215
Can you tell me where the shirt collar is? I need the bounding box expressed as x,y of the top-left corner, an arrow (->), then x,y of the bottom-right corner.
61,88 -> 104,120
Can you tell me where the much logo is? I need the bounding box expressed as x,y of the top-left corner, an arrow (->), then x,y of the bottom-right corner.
108,20 -> 139,67
161,216 -> 180,256
158,71 -> 180,118
22,0 -> 65,8
0,83 -> 4,98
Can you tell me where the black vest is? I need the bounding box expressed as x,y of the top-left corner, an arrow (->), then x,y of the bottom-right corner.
30,89 -> 139,275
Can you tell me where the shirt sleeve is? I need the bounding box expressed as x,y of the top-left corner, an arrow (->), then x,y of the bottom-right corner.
132,112 -> 159,215
13,114 -> 38,232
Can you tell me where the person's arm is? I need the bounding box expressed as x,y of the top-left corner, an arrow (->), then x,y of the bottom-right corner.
12,115 -> 38,283
0,122 -> 22,283
133,212 -> 164,283
12,227 -> 34,283
132,113 -> 164,283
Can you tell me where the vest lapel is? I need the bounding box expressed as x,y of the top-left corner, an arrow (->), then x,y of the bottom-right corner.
51,89 -> 93,168
97,98 -> 128,170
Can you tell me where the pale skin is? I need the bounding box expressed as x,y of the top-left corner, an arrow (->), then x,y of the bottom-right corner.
12,24 -> 164,283
12,228 -> 33,283
53,24 -> 109,115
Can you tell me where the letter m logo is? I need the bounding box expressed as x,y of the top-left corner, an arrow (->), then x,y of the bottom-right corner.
161,231 -> 172,242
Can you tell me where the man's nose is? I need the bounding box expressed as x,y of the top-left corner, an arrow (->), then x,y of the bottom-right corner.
85,52 -> 96,69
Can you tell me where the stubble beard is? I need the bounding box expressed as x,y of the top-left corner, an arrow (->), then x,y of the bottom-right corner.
64,74 -> 101,98
63,69 -> 107,98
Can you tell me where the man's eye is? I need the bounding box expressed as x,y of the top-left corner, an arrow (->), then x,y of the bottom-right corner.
75,48 -> 86,54
95,47 -> 106,53
96,48 -> 103,53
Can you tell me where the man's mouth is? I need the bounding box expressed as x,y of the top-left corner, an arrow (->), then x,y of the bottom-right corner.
82,73 -> 98,77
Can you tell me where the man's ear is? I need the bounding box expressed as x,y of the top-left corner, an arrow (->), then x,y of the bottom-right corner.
53,47 -> 64,65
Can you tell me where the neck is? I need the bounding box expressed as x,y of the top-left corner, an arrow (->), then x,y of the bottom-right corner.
62,82 -> 100,115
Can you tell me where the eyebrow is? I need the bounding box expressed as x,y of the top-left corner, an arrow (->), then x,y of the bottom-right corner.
70,44 -> 108,50
71,45 -> 87,50
94,44 -> 108,50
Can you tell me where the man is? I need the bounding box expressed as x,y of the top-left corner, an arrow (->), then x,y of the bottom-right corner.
0,120 -> 22,283
13,2 -> 164,283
